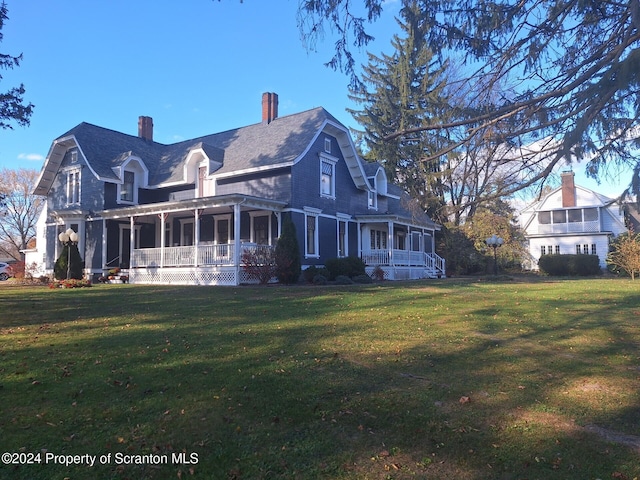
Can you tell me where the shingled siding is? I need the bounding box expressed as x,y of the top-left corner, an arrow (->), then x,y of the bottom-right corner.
216,168 -> 291,202
48,148 -> 105,212
290,134 -> 370,217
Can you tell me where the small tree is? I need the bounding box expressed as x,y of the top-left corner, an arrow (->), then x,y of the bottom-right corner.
607,230 -> 640,280
275,216 -> 301,284
54,243 -> 84,280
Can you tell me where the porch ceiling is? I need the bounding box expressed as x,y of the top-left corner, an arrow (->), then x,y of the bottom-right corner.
100,194 -> 287,219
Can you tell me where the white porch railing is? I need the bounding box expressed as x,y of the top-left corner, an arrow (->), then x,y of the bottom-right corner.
131,244 -> 276,268
537,220 -> 600,234
361,249 -> 446,273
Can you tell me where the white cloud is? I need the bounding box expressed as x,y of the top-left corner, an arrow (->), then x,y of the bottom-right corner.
17,153 -> 45,162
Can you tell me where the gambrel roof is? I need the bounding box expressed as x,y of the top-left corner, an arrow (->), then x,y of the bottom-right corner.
34,107 -> 370,195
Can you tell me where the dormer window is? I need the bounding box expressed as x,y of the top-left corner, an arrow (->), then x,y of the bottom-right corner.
117,157 -> 147,205
319,154 -> 337,199
120,171 -> 135,202
368,190 -> 377,210
117,169 -> 139,204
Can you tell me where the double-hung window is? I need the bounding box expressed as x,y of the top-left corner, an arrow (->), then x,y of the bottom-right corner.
67,169 -> 81,205
304,208 -> 321,258
120,171 -> 135,203
319,154 -> 337,199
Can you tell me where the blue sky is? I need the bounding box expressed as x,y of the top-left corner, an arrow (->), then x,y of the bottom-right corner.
0,0 -> 628,199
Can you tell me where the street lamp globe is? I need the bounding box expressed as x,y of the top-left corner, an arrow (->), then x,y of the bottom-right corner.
485,234 -> 504,275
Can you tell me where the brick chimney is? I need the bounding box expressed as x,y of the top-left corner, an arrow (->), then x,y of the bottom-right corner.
561,171 -> 576,207
138,116 -> 153,142
262,92 -> 278,124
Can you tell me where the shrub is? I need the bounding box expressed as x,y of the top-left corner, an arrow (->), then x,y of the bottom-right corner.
538,254 -> 601,276
303,265 -> 330,283
275,217 -> 301,284
334,275 -> 354,285
353,274 -> 373,284
312,274 -> 328,285
54,243 -> 84,280
241,247 -> 276,284
371,265 -> 386,281
324,256 -> 366,280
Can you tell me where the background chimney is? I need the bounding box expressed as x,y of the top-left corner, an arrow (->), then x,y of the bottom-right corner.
262,92 -> 278,124
561,171 -> 576,207
138,116 -> 153,142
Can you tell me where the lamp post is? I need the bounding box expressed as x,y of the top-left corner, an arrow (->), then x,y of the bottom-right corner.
58,228 -> 79,280
485,234 -> 504,275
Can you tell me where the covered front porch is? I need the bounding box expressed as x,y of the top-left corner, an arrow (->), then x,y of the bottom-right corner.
358,215 -> 445,279
100,194 -> 286,286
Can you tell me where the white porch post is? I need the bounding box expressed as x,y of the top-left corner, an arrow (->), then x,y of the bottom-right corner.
194,209 -> 200,267
101,219 -> 107,272
388,221 -> 394,266
275,212 -> 282,239
129,216 -> 135,268
159,213 -> 166,268
357,221 -> 362,258
233,202 -> 241,285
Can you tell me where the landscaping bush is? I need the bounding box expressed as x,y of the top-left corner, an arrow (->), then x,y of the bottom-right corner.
241,247 -> 276,284
275,216 -> 301,284
312,274 -> 328,285
54,243 -> 84,280
303,265 -> 330,283
334,275 -> 354,285
324,256 -> 366,280
538,254 -> 601,276
352,274 -> 373,284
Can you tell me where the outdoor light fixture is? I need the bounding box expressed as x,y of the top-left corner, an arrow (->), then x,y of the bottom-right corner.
58,228 -> 79,280
485,234 -> 504,275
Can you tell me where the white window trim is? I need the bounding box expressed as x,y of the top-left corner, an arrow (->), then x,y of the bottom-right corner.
304,207 -> 321,258
368,190 -> 377,210
179,219 -> 195,246
65,167 -> 81,206
196,161 -> 208,198
336,213 -> 351,258
214,214 -> 232,244
117,170 -> 138,205
324,137 -> 332,154
319,153 -> 338,199
249,211 -> 272,245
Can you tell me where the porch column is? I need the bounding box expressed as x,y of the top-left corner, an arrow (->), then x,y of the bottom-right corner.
101,219 -> 107,271
194,209 -> 200,267
129,216 -> 135,269
159,213 -> 166,268
233,202 -> 241,285
274,212 -> 282,239
388,221 -> 394,266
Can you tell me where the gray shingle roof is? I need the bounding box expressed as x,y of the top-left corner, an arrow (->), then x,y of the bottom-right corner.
58,107 -> 340,186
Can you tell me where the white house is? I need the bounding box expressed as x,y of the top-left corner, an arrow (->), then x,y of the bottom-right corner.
519,171 -> 626,269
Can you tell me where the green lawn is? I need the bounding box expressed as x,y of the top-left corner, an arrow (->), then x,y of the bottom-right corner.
1,278 -> 639,479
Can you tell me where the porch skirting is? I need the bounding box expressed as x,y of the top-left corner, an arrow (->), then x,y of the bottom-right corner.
365,265 -> 443,280
129,266 -> 258,286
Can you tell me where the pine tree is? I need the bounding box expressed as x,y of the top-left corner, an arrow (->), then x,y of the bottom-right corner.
274,216 -> 301,284
348,1 -> 451,221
